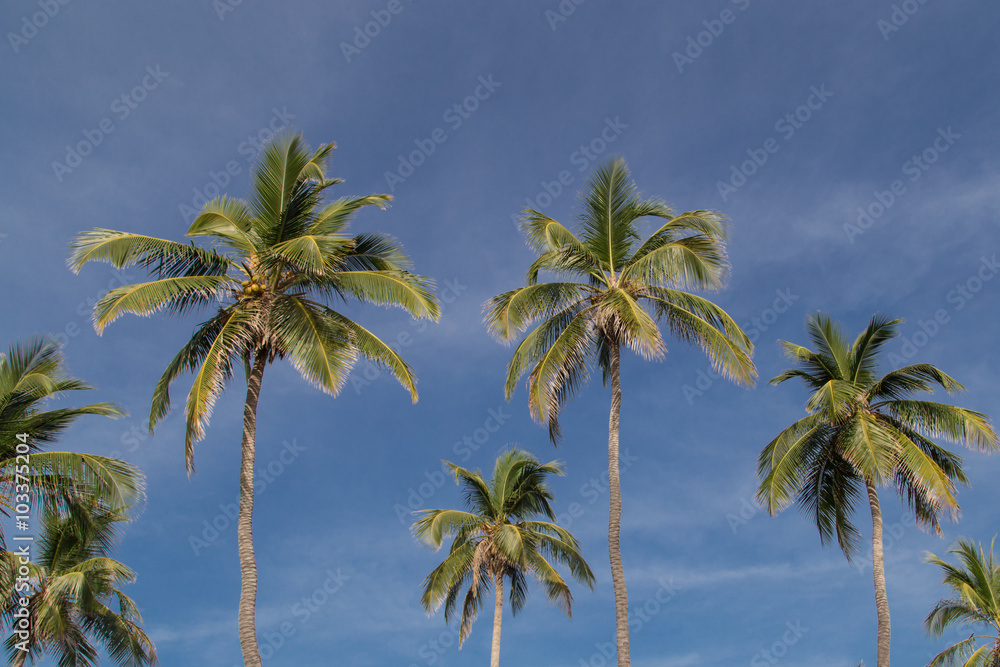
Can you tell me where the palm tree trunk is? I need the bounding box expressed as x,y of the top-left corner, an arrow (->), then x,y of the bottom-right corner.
491,572 -> 504,667
238,354 -> 266,666
607,340 -> 631,667
865,479 -> 891,667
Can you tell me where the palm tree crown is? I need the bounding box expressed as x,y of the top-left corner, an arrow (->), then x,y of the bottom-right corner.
924,537 -> 1000,667
758,313 -> 997,552
486,157 -> 755,440
413,449 -> 595,652
69,133 -> 440,472
0,338 -> 144,542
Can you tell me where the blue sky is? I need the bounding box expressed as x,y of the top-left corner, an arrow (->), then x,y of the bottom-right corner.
2,1 -> 999,665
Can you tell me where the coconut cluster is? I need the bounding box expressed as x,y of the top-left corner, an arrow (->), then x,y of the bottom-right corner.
240,279 -> 265,298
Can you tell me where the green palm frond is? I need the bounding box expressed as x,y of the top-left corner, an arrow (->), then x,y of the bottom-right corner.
601,288 -> 665,360
324,309 -> 419,401
645,288 -> 755,386
805,313 -> 852,380
485,283 -> 590,342
332,270 -> 440,320
868,364 -> 965,401
92,276 -> 231,333
884,401 -> 998,453
7,453 -> 145,516
68,230 -> 228,277
524,308 -> 595,434
628,210 -> 727,262
502,304 -> 593,401
578,157 -> 641,274
186,196 -> 257,255
307,197 -> 392,237
269,296 -> 356,395
270,234 -> 355,274
849,314 -> 900,385
757,415 -> 824,514
622,233 -> 728,290
182,309 -> 254,473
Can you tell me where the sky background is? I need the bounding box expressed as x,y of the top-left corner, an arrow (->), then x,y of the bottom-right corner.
2,1 -> 999,665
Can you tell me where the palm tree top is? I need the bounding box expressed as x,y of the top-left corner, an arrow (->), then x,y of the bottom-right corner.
923,536 -> 1000,667
68,133 -> 440,473
758,313 -> 998,552
413,448 -> 595,644
485,157 -> 755,442
0,337 -> 144,526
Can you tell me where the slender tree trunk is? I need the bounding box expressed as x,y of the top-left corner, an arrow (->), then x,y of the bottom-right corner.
238,354 -> 266,666
491,573 -> 504,667
607,341 -> 631,667
866,479 -> 891,667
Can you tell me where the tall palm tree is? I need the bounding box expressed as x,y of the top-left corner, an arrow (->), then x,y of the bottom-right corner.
924,537 -> 1000,667
0,337 -> 144,540
485,157 -> 755,665
69,133 -> 440,666
414,449 -> 595,667
0,503 -> 157,666
757,313 -> 999,667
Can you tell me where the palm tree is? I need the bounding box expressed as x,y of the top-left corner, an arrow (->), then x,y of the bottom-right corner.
485,157 -> 755,665
0,503 -> 156,666
413,449 -> 595,667
0,337 -> 144,540
69,133 -> 440,666
757,313 -> 999,667
924,537 -> 1000,667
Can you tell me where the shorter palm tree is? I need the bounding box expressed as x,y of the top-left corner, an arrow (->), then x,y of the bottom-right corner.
0,503 -> 157,666
413,449 -> 595,667
924,537 -> 1000,667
